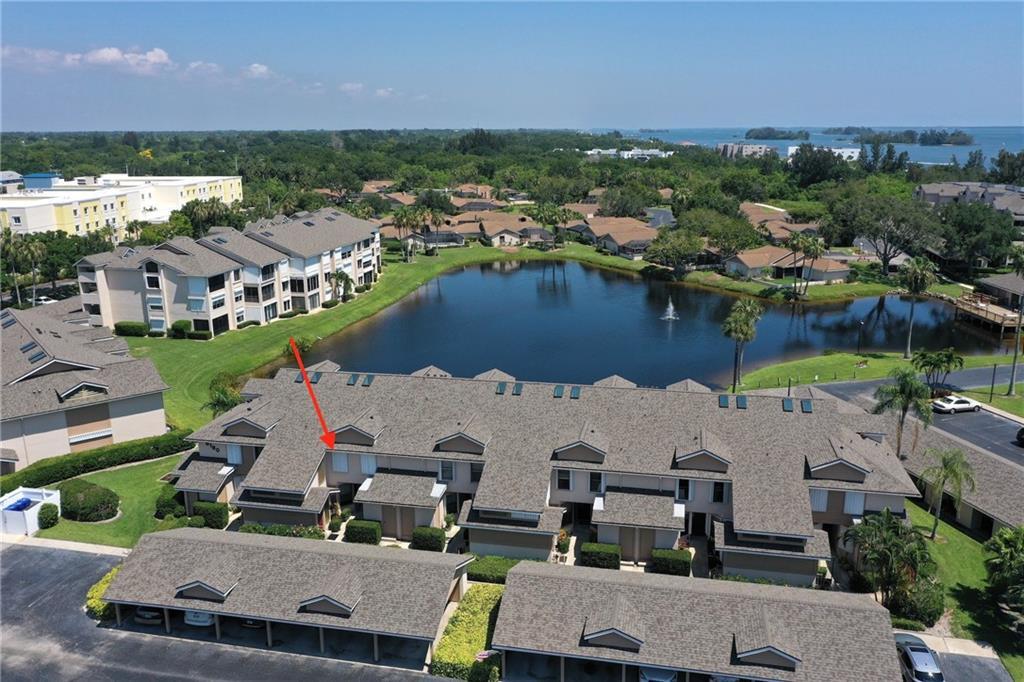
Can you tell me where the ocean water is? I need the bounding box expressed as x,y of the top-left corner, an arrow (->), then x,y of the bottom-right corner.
593,126 -> 1024,165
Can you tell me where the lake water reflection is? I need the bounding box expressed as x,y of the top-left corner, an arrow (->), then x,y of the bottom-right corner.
303,261 -> 1004,389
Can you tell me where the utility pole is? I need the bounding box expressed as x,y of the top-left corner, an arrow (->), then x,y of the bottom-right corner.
990,363 -> 997,404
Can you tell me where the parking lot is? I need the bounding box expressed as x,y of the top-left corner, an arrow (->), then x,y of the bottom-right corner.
0,543 -> 444,682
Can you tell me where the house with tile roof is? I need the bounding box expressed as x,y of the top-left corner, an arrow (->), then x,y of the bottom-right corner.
0,307 -> 167,469
181,366 -> 916,585
725,245 -> 849,283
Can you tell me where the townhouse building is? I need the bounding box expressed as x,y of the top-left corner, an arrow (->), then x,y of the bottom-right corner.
0,307 -> 167,469
178,365 -> 916,586
75,208 -> 381,334
0,173 -> 243,240
915,181 -> 1024,228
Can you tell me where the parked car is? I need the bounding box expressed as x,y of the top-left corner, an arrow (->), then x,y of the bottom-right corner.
931,395 -> 981,414
133,607 -> 163,625
32,296 -> 57,305
897,639 -> 944,681
240,618 -> 263,629
184,610 -> 215,627
1016,427 -> 1024,446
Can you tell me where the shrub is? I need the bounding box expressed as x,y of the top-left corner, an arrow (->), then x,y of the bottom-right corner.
1,431 -> 192,495
238,523 -> 324,539
186,330 -> 212,340
342,293 -> 354,302
649,548 -> 691,576
293,335 -> 315,353
891,616 -> 927,631
848,570 -> 875,594
192,501 -> 229,529
37,502 -> 59,529
279,310 -> 299,319
85,565 -> 122,620
430,584 -> 504,681
891,579 -> 945,627
187,515 -> 206,528
237,320 -> 260,329
339,505 -> 353,521
113,321 -> 148,337
556,528 -> 570,554
467,555 -> 520,584
328,515 -> 342,533
579,542 -> 620,570
354,284 -> 368,293
154,484 -> 185,519
146,330 -> 166,337
170,319 -> 192,338
411,526 -> 446,552
322,299 -> 339,308
444,512 -> 455,530
344,519 -> 381,545
55,478 -> 119,522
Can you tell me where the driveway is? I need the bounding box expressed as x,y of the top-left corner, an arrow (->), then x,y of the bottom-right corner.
0,544 -> 443,682
894,632 -> 1012,682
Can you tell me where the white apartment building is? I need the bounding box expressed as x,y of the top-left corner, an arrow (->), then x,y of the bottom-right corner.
787,145 -> 861,161
0,173 -> 243,240
76,208 -> 380,335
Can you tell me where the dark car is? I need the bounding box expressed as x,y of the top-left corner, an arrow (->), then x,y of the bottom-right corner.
1016,427 -> 1024,446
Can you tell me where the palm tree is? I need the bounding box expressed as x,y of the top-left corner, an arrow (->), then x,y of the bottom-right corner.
1005,245 -> 1024,396
843,508 -> 934,608
911,347 -> 965,396
920,448 -> 975,540
721,299 -> 764,393
800,237 -> 826,296
898,256 -> 937,359
21,240 -> 47,306
983,525 -> 1024,607
872,367 -> 933,458
785,233 -> 808,298
1,228 -> 24,307
426,207 -> 445,233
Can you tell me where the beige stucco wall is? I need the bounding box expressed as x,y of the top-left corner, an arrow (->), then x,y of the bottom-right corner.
1,412 -> 67,467
108,393 -> 166,443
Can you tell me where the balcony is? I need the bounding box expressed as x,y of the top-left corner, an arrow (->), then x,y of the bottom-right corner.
81,292 -> 99,306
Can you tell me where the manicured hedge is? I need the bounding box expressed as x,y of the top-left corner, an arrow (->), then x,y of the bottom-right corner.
649,548 -> 691,576
891,616 -> 927,631
186,330 -> 212,340
238,523 -> 324,539
322,299 -> 340,308
85,565 -> 122,620
430,584 -> 504,681
237,320 -> 260,329
0,430 -> 192,495
410,526 -> 446,552
344,519 -> 381,545
55,478 -> 120,521
38,502 -> 59,529
170,319 -> 192,338
466,555 -> 521,584
113,321 -> 149,337
579,542 -> 620,570
279,311 -> 300,319
192,501 -> 229,529
154,484 -> 186,519
146,330 -> 166,337
328,515 -> 342,532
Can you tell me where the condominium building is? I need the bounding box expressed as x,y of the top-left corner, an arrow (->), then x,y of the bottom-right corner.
76,208 -> 381,335
178,365 -> 916,587
915,181 -> 1024,227
0,173 -> 243,240
0,306 -> 167,470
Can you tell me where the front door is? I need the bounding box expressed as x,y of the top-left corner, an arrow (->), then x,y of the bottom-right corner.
381,505 -> 398,538
690,512 -> 707,537
399,507 -> 416,541
620,527 -> 637,563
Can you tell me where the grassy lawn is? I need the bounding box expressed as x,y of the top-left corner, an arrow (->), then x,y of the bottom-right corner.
907,503 -> 1023,680
741,352 -> 1014,391
36,455 -> 179,548
959,384 -> 1024,418
681,270 -> 962,303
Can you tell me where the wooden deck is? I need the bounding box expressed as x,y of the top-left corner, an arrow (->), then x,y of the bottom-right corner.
954,293 -> 1019,335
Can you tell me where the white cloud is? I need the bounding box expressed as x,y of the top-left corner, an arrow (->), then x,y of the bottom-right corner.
338,82 -> 364,95
183,61 -> 223,78
374,87 -> 395,98
2,44 -> 174,75
244,63 -> 272,79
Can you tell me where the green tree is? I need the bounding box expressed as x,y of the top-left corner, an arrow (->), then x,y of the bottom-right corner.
828,195 -> 937,273
721,299 -> 764,392
920,448 -> 976,540
911,348 -> 964,395
898,256 -> 938,359
0,229 -> 24,306
788,144 -> 851,187
202,372 -> 243,416
984,525 -> 1024,613
872,367 -> 933,459
21,239 -> 47,305
799,237 -> 826,296
938,202 -> 1016,278
645,229 -> 703,272
1005,245 -> 1024,396
785,233 -> 809,298
843,508 -> 934,609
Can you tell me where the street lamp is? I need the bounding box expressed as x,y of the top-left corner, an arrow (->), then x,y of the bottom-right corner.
856,320 -> 865,355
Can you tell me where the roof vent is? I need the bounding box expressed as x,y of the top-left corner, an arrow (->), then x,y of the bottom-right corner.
309,371 -> 323,384
303,221 -> 315,227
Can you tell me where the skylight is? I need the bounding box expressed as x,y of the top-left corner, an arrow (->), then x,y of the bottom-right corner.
801,399 -> 813,413
553,385 -> 564,398
736,395 -> 748,410
362,374 -> 375,386
512,382 -> 523,396
309,371 -> 323,384
782,398 -> 794,413
294,372 -> 304,383
1,317 -> 15,329
28,351 -> 46,363
496,381 -> 507,395
19,341 -> 38,353
718,395 -> 729,408
347,374 -> 359,386
569,385 -> 581,399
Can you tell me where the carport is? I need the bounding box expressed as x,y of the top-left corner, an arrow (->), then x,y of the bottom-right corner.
103,528 -> 472,670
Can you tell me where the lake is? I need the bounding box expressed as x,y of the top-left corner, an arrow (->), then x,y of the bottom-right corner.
299,261 -> 1005,390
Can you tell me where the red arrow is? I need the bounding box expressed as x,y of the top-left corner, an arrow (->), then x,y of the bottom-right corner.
289,337 -> 335,449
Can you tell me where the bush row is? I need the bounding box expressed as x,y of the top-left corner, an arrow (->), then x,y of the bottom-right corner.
85,565 -> 122,620
237,320 -> 260,329
410,526 -> 446,552
187,330 -> 212,340
170,320 -> 192,338
191,501 -> 229,529
154,484 -> 186,519
113,321 -> 149,336
55,478 -> 120,521
344,519 -> 381,545
430,584 -> 504,681
579,542 -> 620,570
238,523 -> 324,539
467,555 -> 521,584
649,548 -> 691,576
0,430 -> 192,495
322,299 -> 340,308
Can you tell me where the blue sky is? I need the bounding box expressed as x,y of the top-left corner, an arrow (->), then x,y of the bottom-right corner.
2,2 -> 1022,131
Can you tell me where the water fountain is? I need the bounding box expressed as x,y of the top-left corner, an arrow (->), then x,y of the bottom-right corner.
661,299 -> 679,321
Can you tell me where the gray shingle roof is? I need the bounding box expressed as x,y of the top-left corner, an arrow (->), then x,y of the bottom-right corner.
457,500 -> 565,534
592,488 -> 686,530
978,273 -> 1024,297
103,528 -> 471,640
174,454 -> 235,494
243,208 -> 377,259
199,226 -> 287,267
593,374 -> 637,389
353,470 -> 445,509
714,520 -> 832,560
492,562 -> 901,681
82,239 -> 240,278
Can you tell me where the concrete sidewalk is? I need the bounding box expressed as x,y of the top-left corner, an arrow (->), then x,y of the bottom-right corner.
0,533 -> 129,557
896,630 -> 1001,660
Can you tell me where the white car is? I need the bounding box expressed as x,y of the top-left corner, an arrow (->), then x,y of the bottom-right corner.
184,610 -> 215,627
32,296 -> 57,305
931,395 -> 981,414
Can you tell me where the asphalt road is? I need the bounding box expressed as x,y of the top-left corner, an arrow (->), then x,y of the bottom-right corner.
819,366 -> 1024,468
0,544 -> 442,682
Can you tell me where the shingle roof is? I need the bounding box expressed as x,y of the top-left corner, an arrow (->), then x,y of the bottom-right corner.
243,208 -> 378,259
199,226 -> 287,267
592,488 -> 686,530
593,374 -> 637,389
103,528 -> 471,640
978,273 -> 1024,297
457,500 -> 565,534
411,365 -> 452,378
714,520 -> 832,560
174,454 -> 235,494
586,217 -> 658,247
492,562 -> 901,682
353,470 -> 445,509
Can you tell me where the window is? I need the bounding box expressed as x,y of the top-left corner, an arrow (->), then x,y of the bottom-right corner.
263,302 -> 278,322
470,463 -> 484,483
244,286 -> 259,303
712,481 -> 726,503
283,299 -> 291,312
843,491 -> 865,516
677,479 -> 690,501
282,278 -> 290,292
556,469 -> 572,491
149,318 -> 165,331
187,298 -> 205,313
438,461 -> 455,482
232,269 -> 241,282
146,295 -> 163,311
360,454 -> 377,475
261,283 -> 275,300
306,274 -> 320,292
589,472 -> 604,493
810,489 -> 828,512
227,444 -> 243,465
234,290 -> 243,303
12,216 -> 21,225
307,293 -> 320,309
211,296 -> 225,310
208,274 -> 225,292
290,278 -> 304,293
146,275 -> 160,289
235,310 -> 244,324
331,453 -> 349,473
261,264 -> 275,281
